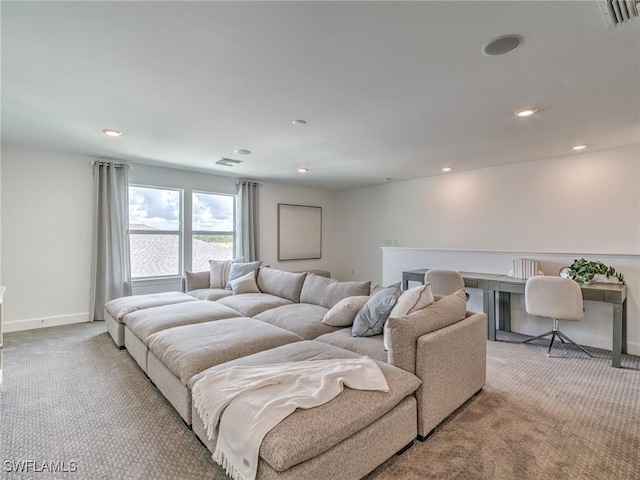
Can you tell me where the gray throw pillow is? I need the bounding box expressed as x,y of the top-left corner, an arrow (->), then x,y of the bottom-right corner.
352,286 -> 400,337
226,261 -> 263,289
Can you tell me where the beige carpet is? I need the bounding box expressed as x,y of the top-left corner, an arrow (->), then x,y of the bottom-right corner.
1,323 -> 638,479
367,332 -> 640,480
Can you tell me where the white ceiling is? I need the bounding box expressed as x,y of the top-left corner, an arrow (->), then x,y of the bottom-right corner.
2,1 -> 639,190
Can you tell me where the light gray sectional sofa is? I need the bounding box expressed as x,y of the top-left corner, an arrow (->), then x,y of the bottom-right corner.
104,266 -> 487,480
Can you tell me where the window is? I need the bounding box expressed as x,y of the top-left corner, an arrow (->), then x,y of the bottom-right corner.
129,186 -> 182,278
192,192 -> 235,272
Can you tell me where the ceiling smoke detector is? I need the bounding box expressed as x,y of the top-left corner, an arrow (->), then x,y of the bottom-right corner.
215,157 -> 243,167
598,0 -> 639,28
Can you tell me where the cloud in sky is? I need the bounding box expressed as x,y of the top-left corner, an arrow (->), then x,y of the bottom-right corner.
129,187 -> 234,232
129,186 -> 180,230
193,192 -> 233,231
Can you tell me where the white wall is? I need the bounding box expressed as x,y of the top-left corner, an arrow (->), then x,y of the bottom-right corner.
1,146 -> 94,331
1,147 -> 336,329
333,145 -> 640,354
130,171 -> 335,294
259,182 -> 334,275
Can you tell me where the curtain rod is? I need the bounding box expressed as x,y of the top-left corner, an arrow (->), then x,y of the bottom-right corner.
236,179 -> 262,186
89,161 -> 133,169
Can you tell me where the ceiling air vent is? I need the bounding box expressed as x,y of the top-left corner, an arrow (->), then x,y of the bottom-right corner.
215,157 -> 243,167
597,0 -> 639,28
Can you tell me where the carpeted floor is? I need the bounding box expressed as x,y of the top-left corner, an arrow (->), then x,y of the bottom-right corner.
1,323 -> 638,480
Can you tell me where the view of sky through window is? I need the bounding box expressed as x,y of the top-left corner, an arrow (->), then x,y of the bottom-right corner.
192,192 -> 234,232
129,186 -> 180,231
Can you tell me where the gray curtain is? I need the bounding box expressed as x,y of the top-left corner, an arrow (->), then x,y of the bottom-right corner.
89,161 -> 131,321
236,180 -> 260,261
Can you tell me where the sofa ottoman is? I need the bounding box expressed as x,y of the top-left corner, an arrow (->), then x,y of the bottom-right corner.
146,317 -> 302,424
189,341 -> 420,480
123,301 -> 243,372
104,292 -> 197,347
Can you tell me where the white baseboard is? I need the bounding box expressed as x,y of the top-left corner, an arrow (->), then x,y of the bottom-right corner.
4,312 -> 89,333
626,341 -> 640,357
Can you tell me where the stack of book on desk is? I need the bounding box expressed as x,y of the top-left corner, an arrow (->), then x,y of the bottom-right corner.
511,258 -> 539,279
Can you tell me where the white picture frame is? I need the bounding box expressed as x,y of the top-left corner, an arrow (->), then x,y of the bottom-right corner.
278,204 -> 322,261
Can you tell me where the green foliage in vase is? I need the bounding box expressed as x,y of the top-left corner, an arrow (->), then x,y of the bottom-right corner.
567,258 -> 624,285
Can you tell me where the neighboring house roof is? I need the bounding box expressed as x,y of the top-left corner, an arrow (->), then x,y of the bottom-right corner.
130,223 -> 158,231
130,234 -> 232,278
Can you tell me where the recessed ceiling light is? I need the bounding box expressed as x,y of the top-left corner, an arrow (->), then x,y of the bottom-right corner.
482,35 -> 523,56
515,108 -> 538,118
292,119 -> 307,126
572,144 -> 588,151
441,167 -> 452,172
297,167 -> 308,173
384,177 -> 396,182
233,149 -> 251,155
102,128 -> 122,137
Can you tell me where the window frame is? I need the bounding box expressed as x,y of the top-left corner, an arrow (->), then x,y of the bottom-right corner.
128,184 -> 184,280
191,190 -> 237,270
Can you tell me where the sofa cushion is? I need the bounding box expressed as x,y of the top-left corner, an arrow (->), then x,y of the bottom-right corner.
230,271 -> 261,294
188,340 -> 421,472
352,286 -> 400,337
321,296 -> 369,327
217,293 -> 294,317
148,317 -> 302,385
209,257 -> 244,288
123,301 -> 242,345
187,288 -> 233,301
105,292 -> 197,322
254,304 -> 340,340
226,261 -> 263,289
184,270 -> 210,291
300,274 -> 371,309
385,288 -> 467,374
315,329 -> 387,362
257,267 -> 307,303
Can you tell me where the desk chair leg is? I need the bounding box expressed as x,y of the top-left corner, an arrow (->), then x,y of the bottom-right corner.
522,330 -> 554,344
548,332 -> 557,356
556,331 -> 594,358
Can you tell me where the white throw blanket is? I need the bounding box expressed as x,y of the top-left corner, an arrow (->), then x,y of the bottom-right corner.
192,356 -> 389,480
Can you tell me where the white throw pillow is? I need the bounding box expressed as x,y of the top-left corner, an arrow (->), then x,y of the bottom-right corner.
229,271 -> 261,295
209,257 -> 245,288
321,296 -> 370,327
384,284 -> 435,350
389,284 -> 434,318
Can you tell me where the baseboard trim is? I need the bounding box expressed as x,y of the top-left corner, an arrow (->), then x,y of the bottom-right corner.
4,313 -> 89,333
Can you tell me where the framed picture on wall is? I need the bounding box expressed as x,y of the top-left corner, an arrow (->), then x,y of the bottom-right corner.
278,204 -> 322,261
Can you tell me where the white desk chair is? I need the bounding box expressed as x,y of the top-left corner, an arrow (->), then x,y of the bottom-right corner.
424,269 -> 466,297
523,276 -> 593,358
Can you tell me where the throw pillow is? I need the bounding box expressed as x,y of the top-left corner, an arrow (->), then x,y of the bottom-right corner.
229,271 -> 261,295
370,282 -> 401,295
322,296 -> 370,327
384,284 -> 435,350
352,286 -> 400,337
209,257 -> 245,288
390,284 -> 435,318
226,261 -> 263,289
